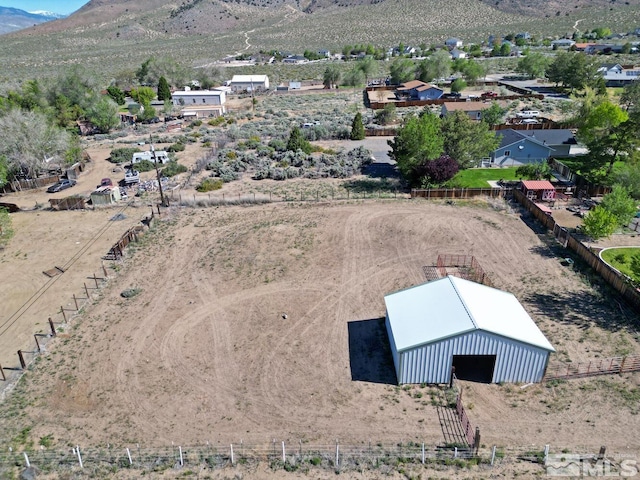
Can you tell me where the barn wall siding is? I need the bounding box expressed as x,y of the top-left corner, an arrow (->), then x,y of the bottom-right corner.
385,313 -> 400,383
397,330 -> 549,384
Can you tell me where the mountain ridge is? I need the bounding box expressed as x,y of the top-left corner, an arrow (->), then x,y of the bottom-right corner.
0,6 -> 65,34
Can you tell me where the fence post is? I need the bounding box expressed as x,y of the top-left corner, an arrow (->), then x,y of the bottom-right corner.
0,363 -> 5,381
126,447 -> 132,465
490,445 -> 496,466
179,446 -> 183,467
421,443 -> 425,464
49,317 -> 56,336
102,262 -> 108,278
454,447 -> 458,458
474,427 -> 481,455
73,294 -> 79,311
34,335 -> 41,352
18,350 -> 26,369
230,444 -> 234,465
76,445 -> 83,469
282,441 -> 286,462
620,356 -> 626,373
335,442 -> 339,467
544,444 -> 550,464
93,274 -> 99,289
84,283 -> 90,298
23,452 -> 30,468
60,306 -> 67,323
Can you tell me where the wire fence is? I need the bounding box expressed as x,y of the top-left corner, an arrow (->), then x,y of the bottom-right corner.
0,440 -> 583,475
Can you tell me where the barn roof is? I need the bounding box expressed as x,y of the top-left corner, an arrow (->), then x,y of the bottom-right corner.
384,276 -> 554,353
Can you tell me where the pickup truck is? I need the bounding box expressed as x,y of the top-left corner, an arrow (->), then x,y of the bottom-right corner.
124,167 -> 140,185
481,91 -> 498,99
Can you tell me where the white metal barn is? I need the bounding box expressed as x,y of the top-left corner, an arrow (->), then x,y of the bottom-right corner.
384,276 -> 554,384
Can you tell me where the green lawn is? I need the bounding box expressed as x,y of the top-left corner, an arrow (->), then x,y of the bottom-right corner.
601,247 -> 640,282
444,167 -> 521,188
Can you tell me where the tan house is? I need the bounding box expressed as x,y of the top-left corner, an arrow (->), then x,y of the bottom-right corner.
441,101 -> 492,120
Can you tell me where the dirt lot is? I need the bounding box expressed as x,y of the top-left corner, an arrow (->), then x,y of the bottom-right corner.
1,199 -> 639,464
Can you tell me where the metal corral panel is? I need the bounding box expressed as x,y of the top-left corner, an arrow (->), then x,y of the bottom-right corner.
397,330 -> 550,384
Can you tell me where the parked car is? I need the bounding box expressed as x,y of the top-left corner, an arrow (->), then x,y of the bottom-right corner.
516,110 -> 540,119
481,91 -> 498,99
99,178 -> 113,187
46,178 -> 76,193
442,92 -> 462,99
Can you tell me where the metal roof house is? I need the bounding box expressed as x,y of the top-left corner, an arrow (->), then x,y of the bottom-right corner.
384,276 -> 554,384
229,75 -> 270,92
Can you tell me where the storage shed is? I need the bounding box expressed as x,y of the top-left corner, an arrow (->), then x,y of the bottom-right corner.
384,276 -> 554,384
90,186 -> 121,206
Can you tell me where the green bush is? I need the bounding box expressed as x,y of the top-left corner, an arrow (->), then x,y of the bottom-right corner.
136,160 -> 156,172
109,147 -> 140,164
167,142 -> 185,152
190,119 -> 203,127
208,116 -> 226,126
196,178 -> 223,192
161,161 -> 188,177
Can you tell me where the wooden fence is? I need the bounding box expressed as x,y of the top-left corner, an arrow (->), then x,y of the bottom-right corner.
411,187 -> 510,199
548,159 -> 611,197
3,174 -> 60,193
365,127 -> 397,136
104,224 -> 148,260
545,355 -> 640,380
49,196 -> 86,210
513,189 -> 640,311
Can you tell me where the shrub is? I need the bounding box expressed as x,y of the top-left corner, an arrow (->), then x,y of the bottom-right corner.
161,161 -> 188,177
136,160 -> 156,172
208,116 -> 226,126
109,147 -> 140,164
167,142 -> 185,152
196,178 -> 224,192
190,119 -> 203,127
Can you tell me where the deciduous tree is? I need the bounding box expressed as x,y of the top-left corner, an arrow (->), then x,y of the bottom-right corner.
389,58 -> 415,84
582,205 -> 617,240
388,112 -> 443,185
87,97 -> 120,134
600,185 -> 637,227
441,111 -> 499,169
418,154 -> 459,186
516,52 -> 549,79
323,65 -> 341,89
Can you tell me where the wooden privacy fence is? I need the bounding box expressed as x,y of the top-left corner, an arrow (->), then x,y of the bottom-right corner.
513,189 -> 640,311
3,175 -> 59,192
365,127 -> 397,136
411,187 -> 510,199
545,355 -> 640,380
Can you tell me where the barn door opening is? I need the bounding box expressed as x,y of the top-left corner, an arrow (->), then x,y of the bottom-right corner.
452,355 -> 496,383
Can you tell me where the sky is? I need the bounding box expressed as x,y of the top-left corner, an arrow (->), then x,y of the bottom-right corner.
1,0 -> 88,15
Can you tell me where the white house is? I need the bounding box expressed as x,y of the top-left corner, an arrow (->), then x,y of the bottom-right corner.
229,75 -> 270,92
171,88 -> 226,107
384,276 -> 554,384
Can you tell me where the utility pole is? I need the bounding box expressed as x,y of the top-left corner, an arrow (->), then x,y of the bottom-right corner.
150,135 -> 168,207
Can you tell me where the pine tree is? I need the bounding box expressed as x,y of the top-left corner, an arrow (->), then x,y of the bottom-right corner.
286,126 -> 312,154
350,112 -> 365,140
157,76 -> 171,102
